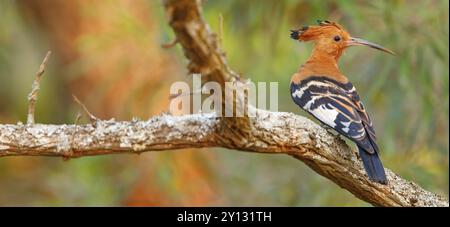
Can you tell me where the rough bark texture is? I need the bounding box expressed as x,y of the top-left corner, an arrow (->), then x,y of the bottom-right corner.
0,0 -> 447,207
0,111 -> 448,207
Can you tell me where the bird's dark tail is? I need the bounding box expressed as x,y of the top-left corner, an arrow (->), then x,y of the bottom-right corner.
358,146 -> 387,184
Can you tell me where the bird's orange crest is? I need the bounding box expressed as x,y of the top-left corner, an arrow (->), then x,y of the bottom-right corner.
290,20 -> 349,42
290,20 -> 396,60
290,20 -> 352,59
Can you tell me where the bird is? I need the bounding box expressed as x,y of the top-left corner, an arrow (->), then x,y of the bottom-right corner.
289,20 -> 395,184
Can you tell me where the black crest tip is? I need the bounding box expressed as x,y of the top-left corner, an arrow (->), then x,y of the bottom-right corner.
290,30 -> 300,40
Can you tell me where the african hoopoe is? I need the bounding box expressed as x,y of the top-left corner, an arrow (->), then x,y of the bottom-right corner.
290,20 -> 395,184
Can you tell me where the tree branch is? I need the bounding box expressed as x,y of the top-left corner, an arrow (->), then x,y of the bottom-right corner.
163,0 -> 239,85
0,111 -> 447,206
0,113 -> 219,157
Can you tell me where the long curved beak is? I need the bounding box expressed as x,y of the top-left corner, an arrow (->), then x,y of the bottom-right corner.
347,37 -> 396,56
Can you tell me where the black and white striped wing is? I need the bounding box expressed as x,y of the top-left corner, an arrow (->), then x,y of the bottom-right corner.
290,76 -> 377,154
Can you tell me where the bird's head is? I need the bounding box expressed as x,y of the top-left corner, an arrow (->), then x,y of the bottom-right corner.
290,20 -> 395,60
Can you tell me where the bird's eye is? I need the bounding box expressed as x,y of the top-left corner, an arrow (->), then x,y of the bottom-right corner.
333,36 -> 341,42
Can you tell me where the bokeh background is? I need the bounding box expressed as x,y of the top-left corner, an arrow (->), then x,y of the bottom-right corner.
0,0 -> 448,206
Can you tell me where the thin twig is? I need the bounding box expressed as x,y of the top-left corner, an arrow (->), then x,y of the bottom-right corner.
72,95 -> 98,123
27,51 -> 51,125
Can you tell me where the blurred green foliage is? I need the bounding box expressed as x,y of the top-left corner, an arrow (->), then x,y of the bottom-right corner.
0,0 -> 448,206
